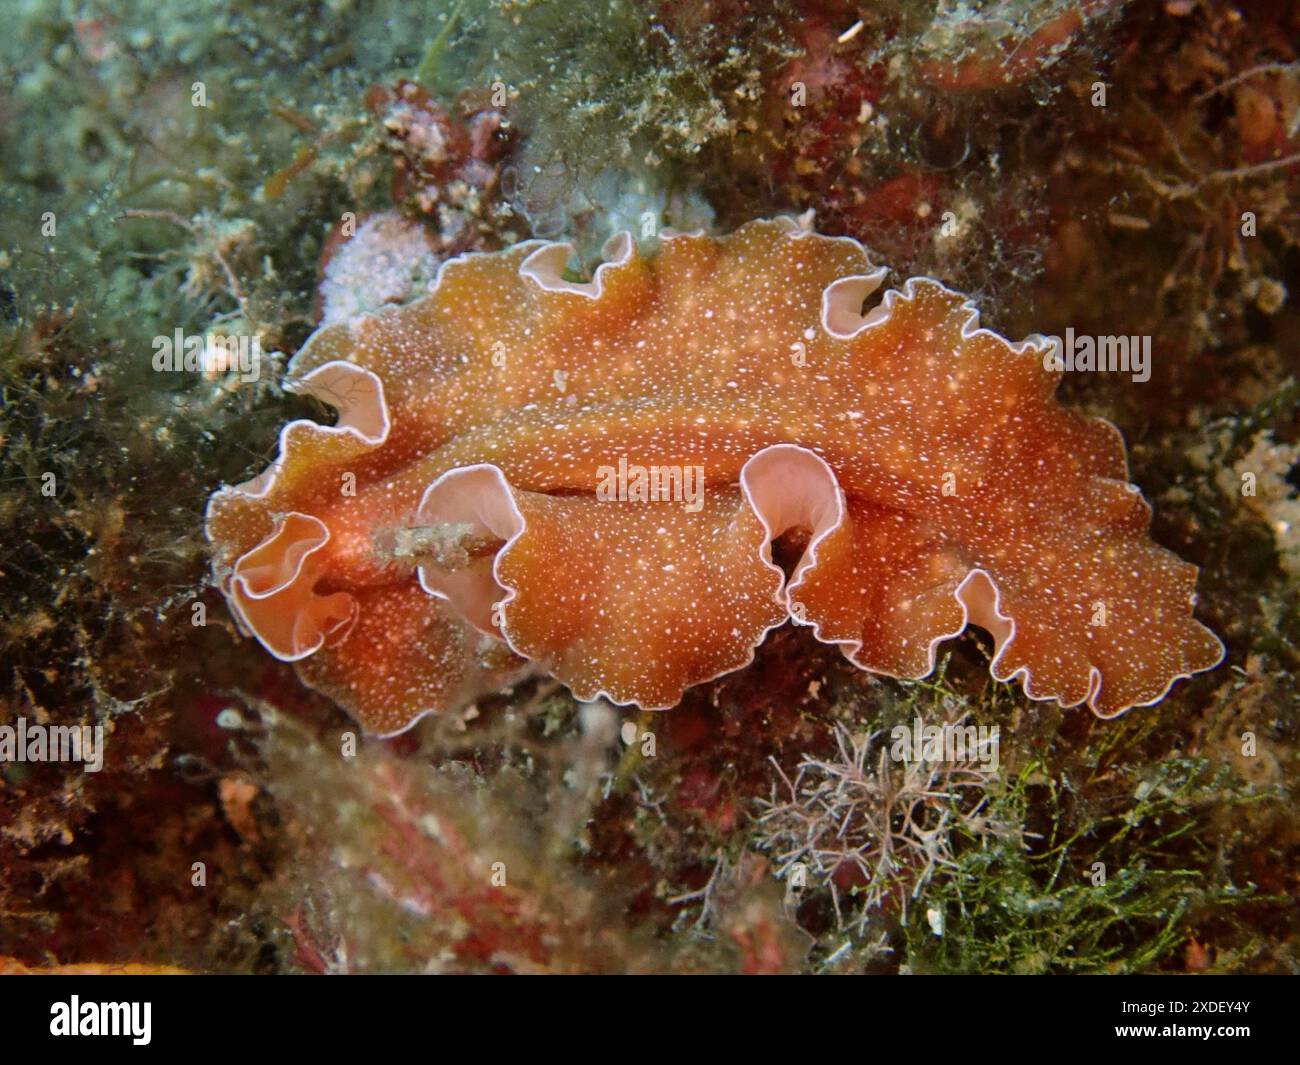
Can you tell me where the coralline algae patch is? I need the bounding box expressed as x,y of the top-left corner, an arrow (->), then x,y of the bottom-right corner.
206,219 -> 1224,735
316,212 -> 443,327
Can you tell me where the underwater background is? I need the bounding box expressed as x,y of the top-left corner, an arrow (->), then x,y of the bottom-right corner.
0,0 -> 1296,974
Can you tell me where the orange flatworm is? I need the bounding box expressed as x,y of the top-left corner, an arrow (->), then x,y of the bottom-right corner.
206,218 -> 1224,735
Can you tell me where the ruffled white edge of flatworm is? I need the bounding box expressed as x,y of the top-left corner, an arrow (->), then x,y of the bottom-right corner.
519,232 -> 635,298
203,360 -> 390,540
223,511 -> 359,662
